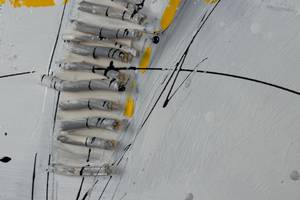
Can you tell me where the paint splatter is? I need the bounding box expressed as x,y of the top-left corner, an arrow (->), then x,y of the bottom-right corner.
0,156 -> 12,163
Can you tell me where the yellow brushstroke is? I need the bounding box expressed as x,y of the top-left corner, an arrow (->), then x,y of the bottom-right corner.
203,0 -> 219,4
123,96 -> 135,118
0,0 -> 5,5
160,0 -> 181,31
139,47 -> 152,73
8,0 -> 68,7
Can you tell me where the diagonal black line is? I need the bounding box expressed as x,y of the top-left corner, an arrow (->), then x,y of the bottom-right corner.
0,71 -> 35,79
75,177 -> 85,200
47,2 -> 67,75
168,57 -> 208,101
46,154 -> 51,200
80,180 -> 99,200
140,0 -> 222,128
45,3 -> 67,200
98,176 -> 112,200
163,0 -> 222,107
31,153 -> 38,200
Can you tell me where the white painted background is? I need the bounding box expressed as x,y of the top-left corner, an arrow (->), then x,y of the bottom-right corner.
0,0 -> 300,199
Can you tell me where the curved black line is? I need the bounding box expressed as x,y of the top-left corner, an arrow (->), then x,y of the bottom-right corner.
190,69 -> 300,95
101,66 -> 300,96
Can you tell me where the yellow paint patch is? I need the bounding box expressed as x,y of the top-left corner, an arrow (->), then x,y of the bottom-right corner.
160,0 -> 181,31
139,47 -> 152,73
0,0 -> 5,5
123,96 -> 135,118
203,0 -> 219,4
8,0 -> 68,7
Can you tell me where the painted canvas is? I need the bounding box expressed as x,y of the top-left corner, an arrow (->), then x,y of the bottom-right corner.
0,0 -> 300,199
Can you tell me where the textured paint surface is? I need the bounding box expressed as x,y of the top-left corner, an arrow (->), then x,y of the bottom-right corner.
139,47 -> 152,73
0,0 -> 68,7
160,0 -> 182,30
0,0 -> 300,200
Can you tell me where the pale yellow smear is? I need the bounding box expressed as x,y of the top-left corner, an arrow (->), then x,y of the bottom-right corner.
139,47 -> 152,74
160,0 -> 181,31
203,0 -> 219,4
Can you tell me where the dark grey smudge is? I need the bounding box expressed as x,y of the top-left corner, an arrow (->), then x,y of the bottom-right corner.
0,156 -> 12,163
185,193 -> 194,200
290,170 -> 300,181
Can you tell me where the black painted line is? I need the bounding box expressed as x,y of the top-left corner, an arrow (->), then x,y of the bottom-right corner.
123,1 -> 223,131
31,153 -> 38,200
98,176 -> 112,200
46,154 -> 51,200
0,71 -> 35,79
47,2 -> 67,75
80,180 -> 99,200
45,3 -> 67,199
163,0 -> 223,107
168,57 -> 208,101
75,177 -> 85,200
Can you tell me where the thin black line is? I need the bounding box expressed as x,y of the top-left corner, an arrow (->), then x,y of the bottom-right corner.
80,180 -> 99,200
96,66 -> 300,95
192,69 -> 300,96
98,176 -> 112,200
46,154 -> 51,200
0,71 -> 35,79
140,0 -> 222,127
75,177 -> 85,200
163,0 -> 222,107
47,2 -> 67,75
52,92 -> 61,132
168,57 -> 208,101
31,153 -> 38,200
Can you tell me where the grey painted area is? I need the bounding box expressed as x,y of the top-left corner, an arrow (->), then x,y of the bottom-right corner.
0,0 -> 300,199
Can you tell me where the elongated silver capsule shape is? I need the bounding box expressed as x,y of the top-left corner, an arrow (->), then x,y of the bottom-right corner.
41,75 -> 125,92
57,135 -> 116,150
66,43 -> 133,63
51,163 -> 112,176
72,20 -> 142,40
58,117 -> 127,131
59,99 -> 119,111
58,61 -> 129,84
78,1 -> 146,25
